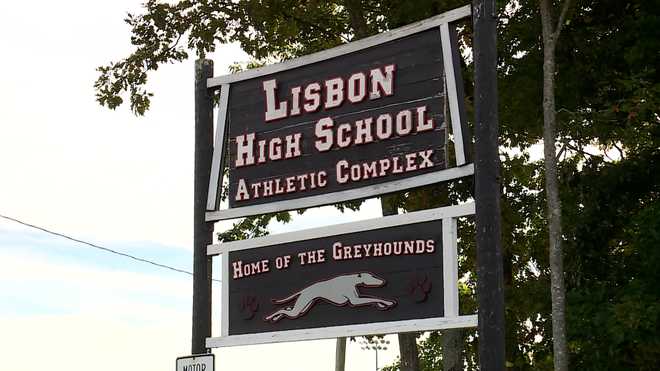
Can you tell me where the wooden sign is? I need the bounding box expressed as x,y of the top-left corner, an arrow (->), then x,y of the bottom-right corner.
206,203 -> 476,347
206,6 -> 472,221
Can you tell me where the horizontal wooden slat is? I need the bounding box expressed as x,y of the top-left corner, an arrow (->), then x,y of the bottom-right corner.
206,314 -> 477,348
208,202 -> 475,254
205,164 -> 474,221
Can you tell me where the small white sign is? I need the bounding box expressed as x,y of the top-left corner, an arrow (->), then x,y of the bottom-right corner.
176,354 -> 214,371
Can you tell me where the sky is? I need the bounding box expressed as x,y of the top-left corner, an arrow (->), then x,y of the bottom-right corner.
0,1 -> 395,370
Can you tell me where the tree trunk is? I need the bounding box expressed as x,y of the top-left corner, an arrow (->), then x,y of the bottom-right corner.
398,333 -> 421,371
344,0 -> 369,39
539,1 -> 569,370
442,329 -> 463,371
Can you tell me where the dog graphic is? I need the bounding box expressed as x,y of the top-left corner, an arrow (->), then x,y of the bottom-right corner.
264,272 -> 396,323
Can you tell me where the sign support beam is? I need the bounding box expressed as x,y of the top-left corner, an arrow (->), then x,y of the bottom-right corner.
472,1 -> 506,370
192,59 -> 214,355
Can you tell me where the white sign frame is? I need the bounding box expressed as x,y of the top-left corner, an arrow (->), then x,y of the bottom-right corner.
205,5 -> 473,222
206,203 -> 477,348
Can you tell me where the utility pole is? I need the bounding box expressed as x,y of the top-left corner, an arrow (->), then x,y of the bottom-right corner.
472,1 -> 505,370
192,59 -> 214,355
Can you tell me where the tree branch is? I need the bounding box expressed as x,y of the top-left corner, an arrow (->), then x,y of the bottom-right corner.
556,143 -> 567,161
565,142 -> 602,159
344,0 -> 372,39
281,8 -> 350,44
554,0 -> 573,39
612,142 -> 625,160
603,149 -> 615,162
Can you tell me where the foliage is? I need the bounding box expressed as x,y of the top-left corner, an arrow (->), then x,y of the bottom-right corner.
216,212 -> 291,242
97,0 -> 659,369
94,0 -> 472,115
561,149 -> 660,370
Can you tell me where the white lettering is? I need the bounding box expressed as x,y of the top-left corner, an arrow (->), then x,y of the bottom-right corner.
370,64 -> 395,99
284,133 -> 302,158
396,109 -> 413,135
324,78 -> 344,109
235,133 -> 255,167
290,86 -> 302,115
315,117 -> 334,152
263,79 -> 288,122
347,73 -> 366,103
337,123 -> 352,148
376,114 -> 392,140
354,118 -> 373,144
235,179 -> 250,201
304,83 -> 321,112
416,106 -> 434,131
336,160 -> 349,184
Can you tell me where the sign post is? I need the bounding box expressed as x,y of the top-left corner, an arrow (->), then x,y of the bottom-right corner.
473,0 -> 506,369
192,59 -> 214,355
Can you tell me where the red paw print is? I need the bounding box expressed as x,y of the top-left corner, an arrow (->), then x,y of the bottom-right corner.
407,275 -> 432,303
240,295 -> 259,320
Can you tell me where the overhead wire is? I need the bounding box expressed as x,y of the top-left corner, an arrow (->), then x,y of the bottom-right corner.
0,213 -> 221,283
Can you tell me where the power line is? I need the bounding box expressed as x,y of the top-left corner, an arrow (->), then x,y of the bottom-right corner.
0,213 -> 221,283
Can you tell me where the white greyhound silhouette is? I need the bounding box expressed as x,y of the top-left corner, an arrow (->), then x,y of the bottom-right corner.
264,272 -> 396,323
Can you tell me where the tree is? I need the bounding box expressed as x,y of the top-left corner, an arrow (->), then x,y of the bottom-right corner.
561,149 -> 660,370
539,0 -> 572,370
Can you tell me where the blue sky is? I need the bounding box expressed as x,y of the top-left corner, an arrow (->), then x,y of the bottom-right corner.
0,222 -> 194,318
